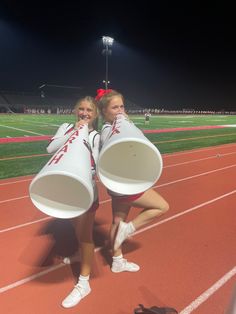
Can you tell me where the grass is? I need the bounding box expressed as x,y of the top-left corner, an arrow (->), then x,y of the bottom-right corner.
0,114 -> 235,179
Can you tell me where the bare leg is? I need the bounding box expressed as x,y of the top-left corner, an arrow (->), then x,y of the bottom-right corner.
130,189 -> 169,229
110,198 -> 131,257
113,189 -> 169,252
62,210 -> 96,308
71,210 -> 96,276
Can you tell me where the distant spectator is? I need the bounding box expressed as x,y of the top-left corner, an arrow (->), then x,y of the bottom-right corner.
144,110 -> 151,125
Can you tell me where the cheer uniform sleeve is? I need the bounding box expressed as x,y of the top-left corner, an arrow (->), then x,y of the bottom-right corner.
46,123 -> 74,154
100,123 -> 111,150
91,132 -> 100,166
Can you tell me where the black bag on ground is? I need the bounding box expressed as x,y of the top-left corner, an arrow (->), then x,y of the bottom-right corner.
134,304 -> 178,314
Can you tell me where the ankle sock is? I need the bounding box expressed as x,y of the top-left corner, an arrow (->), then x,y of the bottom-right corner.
127,222 -> 135,234
112,254 -> 124,264
78,275 -> 90,289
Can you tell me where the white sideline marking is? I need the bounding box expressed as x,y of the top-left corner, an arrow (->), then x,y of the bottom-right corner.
0,164 -> 236,233
0,196 -> 29,204
156,164 -> 236,188
223,124 -> 236,127
179,266 -> 236,314
0,179 -> 33,186
134,190 -> 236,236
164,151 -> 236,168
164,142 -> 236,158
0,199 -> 111,233
0,217 -> 51,233
0,263 -> 65,293
0,124 -> 44,136
1,143 -> 236,186
0,190 -> 235,294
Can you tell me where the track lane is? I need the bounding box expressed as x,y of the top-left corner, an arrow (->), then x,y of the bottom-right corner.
0,189 -> 235,314
0,144 -> 236,313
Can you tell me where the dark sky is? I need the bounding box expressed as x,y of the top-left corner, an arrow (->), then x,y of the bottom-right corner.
0,1 -> 235,110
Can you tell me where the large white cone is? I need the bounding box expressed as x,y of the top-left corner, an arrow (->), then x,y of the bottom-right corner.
29,124 -> 94,218
98,114 -> 163,195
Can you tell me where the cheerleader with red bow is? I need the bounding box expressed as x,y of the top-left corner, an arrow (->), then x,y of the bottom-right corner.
96,89 -> 169,273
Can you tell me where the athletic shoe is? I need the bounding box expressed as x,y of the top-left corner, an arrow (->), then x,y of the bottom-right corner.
114,221 -> 132,251
61,283 -> 91,308
62,254 -> 80,265
111,259 -> 140,273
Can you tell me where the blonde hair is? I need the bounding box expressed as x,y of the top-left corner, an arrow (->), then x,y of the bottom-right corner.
74,96 -> 99,130
97,90 -> 124,118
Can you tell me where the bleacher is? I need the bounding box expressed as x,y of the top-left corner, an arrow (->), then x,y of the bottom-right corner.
0,90 -> 78,113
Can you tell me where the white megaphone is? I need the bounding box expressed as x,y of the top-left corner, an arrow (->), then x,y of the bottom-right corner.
98,114 -> 163,195
29,124 -> 94,219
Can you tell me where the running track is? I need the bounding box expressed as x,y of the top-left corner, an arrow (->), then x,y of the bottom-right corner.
0,143 -> 236,313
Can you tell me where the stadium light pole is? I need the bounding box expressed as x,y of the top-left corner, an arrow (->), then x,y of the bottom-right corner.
38,83 -> 83,98
102,36 -> 114,90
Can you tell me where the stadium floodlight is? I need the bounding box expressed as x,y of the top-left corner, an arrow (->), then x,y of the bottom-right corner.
102,36 -> 114,90
102,36 -> 114,46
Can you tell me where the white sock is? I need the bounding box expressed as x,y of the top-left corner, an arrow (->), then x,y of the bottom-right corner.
112,254 -> 123,262
127,222 -> 135,235
78,275 -> 90,290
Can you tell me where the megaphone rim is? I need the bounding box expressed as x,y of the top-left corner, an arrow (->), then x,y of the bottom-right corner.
99,137 -> 161,155
29,171 -> 94,218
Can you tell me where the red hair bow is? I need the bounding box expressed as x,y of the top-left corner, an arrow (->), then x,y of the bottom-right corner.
95,89 -> 113,100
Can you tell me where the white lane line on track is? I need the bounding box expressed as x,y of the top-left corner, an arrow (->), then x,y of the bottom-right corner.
1,163 -> 236,208
156,164 -> 236,188
1,162 -> 236,232
179,266 -> 236,314
0,263 -> 66,293
0,153 -> 235,192
0,196 -> 29,203
164,151 -> 236,168
164,142 -> 236,158
0,199 -> 111,233
0,178 -> 33,186
1,143 -> 236,186
0,190 -> 235,294
134,189 -> 236,236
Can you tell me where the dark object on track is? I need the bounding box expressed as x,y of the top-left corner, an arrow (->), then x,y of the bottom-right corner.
134,304 -> 178,314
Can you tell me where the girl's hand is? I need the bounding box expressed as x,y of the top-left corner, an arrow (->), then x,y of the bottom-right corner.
117,111 -> 129,119
74,120 -> 88,129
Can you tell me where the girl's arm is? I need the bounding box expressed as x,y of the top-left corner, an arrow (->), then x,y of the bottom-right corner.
91,133 -> 100,166
46,123 -> 74,154
100,123 -> 111,149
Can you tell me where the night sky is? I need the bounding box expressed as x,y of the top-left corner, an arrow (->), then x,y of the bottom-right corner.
0,1 -> 235,110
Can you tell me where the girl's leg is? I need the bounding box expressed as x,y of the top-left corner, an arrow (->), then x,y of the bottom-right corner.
110,198 -> 140,273
114,189 -> 169,251
131,189 -> 169,229
62,210 -> 96,308
110,197 -> 130,257
74,210 -> 96,276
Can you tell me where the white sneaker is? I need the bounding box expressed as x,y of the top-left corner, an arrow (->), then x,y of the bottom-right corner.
62,254 -> 80,265
114,221 -> 131,251
111,259 -> 140,273
61,283 -> 91,308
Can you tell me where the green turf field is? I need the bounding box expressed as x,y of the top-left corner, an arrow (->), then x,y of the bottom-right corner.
0,114 -> 235,179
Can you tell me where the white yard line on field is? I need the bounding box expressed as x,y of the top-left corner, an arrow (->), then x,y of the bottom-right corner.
0,124 -> 44,135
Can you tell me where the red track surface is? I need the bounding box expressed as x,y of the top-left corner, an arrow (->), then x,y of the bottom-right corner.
0,143 -> 236,314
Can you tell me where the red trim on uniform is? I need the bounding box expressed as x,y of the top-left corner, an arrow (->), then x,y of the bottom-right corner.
64,126 -> 74,135
107,190 -> 144,203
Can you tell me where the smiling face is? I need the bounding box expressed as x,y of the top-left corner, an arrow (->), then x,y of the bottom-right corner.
102,96 -> 125,123
75,99 -> 98,128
